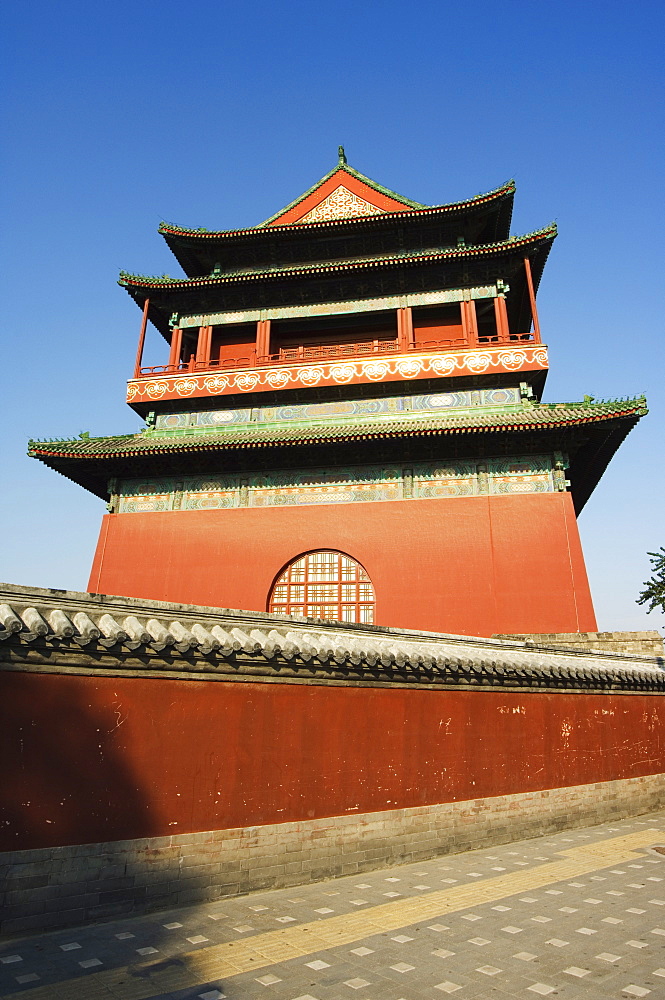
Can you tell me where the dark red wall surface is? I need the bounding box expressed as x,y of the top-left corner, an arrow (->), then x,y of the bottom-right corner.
89,493 -> 597,636
2,670 -> 663,850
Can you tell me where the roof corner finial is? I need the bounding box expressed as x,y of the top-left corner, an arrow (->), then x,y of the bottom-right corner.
338,145 -> 347,165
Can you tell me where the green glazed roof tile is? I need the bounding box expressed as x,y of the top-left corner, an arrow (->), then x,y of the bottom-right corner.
28,397 -> 646,459
157,180 -> 515,239
120,224 -> 556,290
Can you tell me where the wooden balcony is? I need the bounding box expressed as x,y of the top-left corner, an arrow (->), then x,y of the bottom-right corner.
133,264 -> 544,384
137,331 -> 536,378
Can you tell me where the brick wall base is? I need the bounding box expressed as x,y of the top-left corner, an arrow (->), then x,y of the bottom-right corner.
2,772 -> 664,936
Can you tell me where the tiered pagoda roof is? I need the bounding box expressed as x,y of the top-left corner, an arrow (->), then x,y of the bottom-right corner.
29,396 -> 646,513
159,169 -> 516,278
120,157 -> 543,338
30,157 -> 647,517
121,225 -> 555,339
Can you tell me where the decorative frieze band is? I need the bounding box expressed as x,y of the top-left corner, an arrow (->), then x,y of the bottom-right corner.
127,346 -> 549,405
114,454 -> 568,513
176,285 -> 504,329
153,387 -> 522,432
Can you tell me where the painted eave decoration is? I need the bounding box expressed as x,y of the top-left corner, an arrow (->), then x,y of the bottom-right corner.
28,397 -> 647,512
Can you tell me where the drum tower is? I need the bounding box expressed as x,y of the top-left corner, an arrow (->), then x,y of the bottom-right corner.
30,151 -> 646,635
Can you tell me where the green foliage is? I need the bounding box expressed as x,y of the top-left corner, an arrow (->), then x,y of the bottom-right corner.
637,547 -> 665,614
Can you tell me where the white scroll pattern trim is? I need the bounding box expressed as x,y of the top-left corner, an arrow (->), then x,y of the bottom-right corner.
234,372 -> 261,391
396,358 -> 423,378
362,361 -> 390,380
465,352 -> 493,373
145,381 -> 170,399
499,350 -> 528,370
128,347 -> 547,398
429,355 -> 457,376
265,369 -> 291,389
299,366 -> 325,386
174,378 -> 199,396
203,375 -> 230,394
330,364 -> 358,383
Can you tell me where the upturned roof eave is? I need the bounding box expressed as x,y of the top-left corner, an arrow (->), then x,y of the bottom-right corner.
123,223 -> 555,337
158,179 -> 516,242
28,400 -> 646,503
122,222 -> 556,293
163,182 -> 516,280
28,403 -> 645,459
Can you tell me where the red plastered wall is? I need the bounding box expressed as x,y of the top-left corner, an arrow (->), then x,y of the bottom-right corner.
413,321 -> 465,345
89,493 -> 596,636
2,670 -> 662,850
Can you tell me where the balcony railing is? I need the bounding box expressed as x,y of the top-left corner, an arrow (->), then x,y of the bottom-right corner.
275,339 -> 399,362
136,332 -> 536,378
138,357 -> 254,376
477,331 -> 535,345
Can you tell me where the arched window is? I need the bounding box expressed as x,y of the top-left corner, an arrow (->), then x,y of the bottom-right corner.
269,550 -> 375,624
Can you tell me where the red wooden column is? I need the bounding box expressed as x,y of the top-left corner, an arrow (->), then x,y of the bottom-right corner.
524,257 -> 541,343
468,300 -> 479,342
133,298 -> 150,378
168,328 -> 182,370
195,325 -> 213,367
256,320 -> 271,359
398,307 -> 414,351
460,299 -> 478,344
397,310 -> 405,351
493,295 -> 510,340
460,299 -> 468,343
396,307 -> 414,351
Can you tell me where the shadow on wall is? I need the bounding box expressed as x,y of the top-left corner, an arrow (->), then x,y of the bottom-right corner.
0,671 -> 156,852
0,670 -> 160,933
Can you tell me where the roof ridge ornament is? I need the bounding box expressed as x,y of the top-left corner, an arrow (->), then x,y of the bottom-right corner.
338,145 -> 347,165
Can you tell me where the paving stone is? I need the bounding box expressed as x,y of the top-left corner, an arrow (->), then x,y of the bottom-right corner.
564,966 -> 591,977
1,810 -> 664,1000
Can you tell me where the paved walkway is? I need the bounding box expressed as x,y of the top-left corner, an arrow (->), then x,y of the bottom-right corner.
2,813 -> 665,999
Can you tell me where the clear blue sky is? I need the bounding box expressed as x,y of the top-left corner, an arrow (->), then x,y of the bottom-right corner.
2,0 -> 663,632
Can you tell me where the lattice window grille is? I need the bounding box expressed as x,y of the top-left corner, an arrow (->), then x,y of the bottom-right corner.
269,551 -> 375,624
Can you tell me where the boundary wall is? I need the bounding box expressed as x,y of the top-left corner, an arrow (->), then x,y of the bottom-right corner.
1,583 -> 663,935
497,630 -> 664,657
